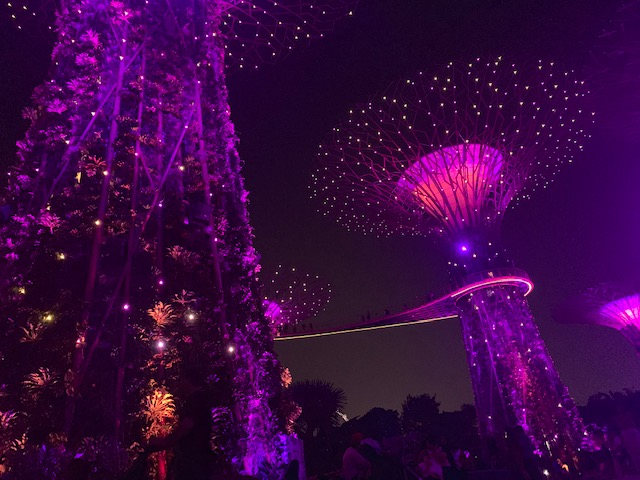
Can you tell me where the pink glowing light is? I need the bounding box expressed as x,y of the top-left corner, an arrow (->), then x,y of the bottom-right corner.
450,275 -> 534,300
575,291 -> 640,356
599,294 -> 640,328
397,144 -> 504,232
263,299 -> 283,324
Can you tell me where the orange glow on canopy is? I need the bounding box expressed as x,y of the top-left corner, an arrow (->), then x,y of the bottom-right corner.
397,143 -> 504,233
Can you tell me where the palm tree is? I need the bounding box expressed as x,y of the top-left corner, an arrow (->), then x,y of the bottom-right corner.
291,380 -> 347,440
290,380 -> 346,475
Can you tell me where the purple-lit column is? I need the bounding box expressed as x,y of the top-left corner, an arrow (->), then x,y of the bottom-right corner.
448,237 -> 583,457
457,283 -> 583,456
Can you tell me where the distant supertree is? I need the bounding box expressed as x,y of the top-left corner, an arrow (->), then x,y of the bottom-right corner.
261,265 -> 331,335
563,285 -> 640,356
313,58 -> 592,460
0,0 -> 355,476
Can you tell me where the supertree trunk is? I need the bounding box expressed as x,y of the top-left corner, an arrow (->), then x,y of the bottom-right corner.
457,285 -> 583,463
0,0 -> 283,474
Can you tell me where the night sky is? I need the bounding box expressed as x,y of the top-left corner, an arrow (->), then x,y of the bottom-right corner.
3,0 -> 640,420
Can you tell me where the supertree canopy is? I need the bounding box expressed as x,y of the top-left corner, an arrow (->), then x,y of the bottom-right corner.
561,285 -> 640,356
313,57 -> 592,461
0,0 -> 354,477
597,294 -> 640,352
261,265 -> 331,335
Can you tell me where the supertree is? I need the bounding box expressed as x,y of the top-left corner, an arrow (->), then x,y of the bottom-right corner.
560,285 -> 640,357
259,265 -> 330,460
312,57 -> 592,461
261,265 -> 331,336
0,0 -> 355,476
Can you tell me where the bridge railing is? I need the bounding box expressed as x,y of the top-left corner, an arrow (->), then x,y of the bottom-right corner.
274,268 -> 533,340
452,267 -> 531,291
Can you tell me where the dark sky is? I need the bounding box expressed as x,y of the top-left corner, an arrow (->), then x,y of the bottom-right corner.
3,0 -> 640,420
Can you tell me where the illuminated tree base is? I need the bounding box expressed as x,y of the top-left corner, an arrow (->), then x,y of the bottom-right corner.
457,285 -> 583,461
